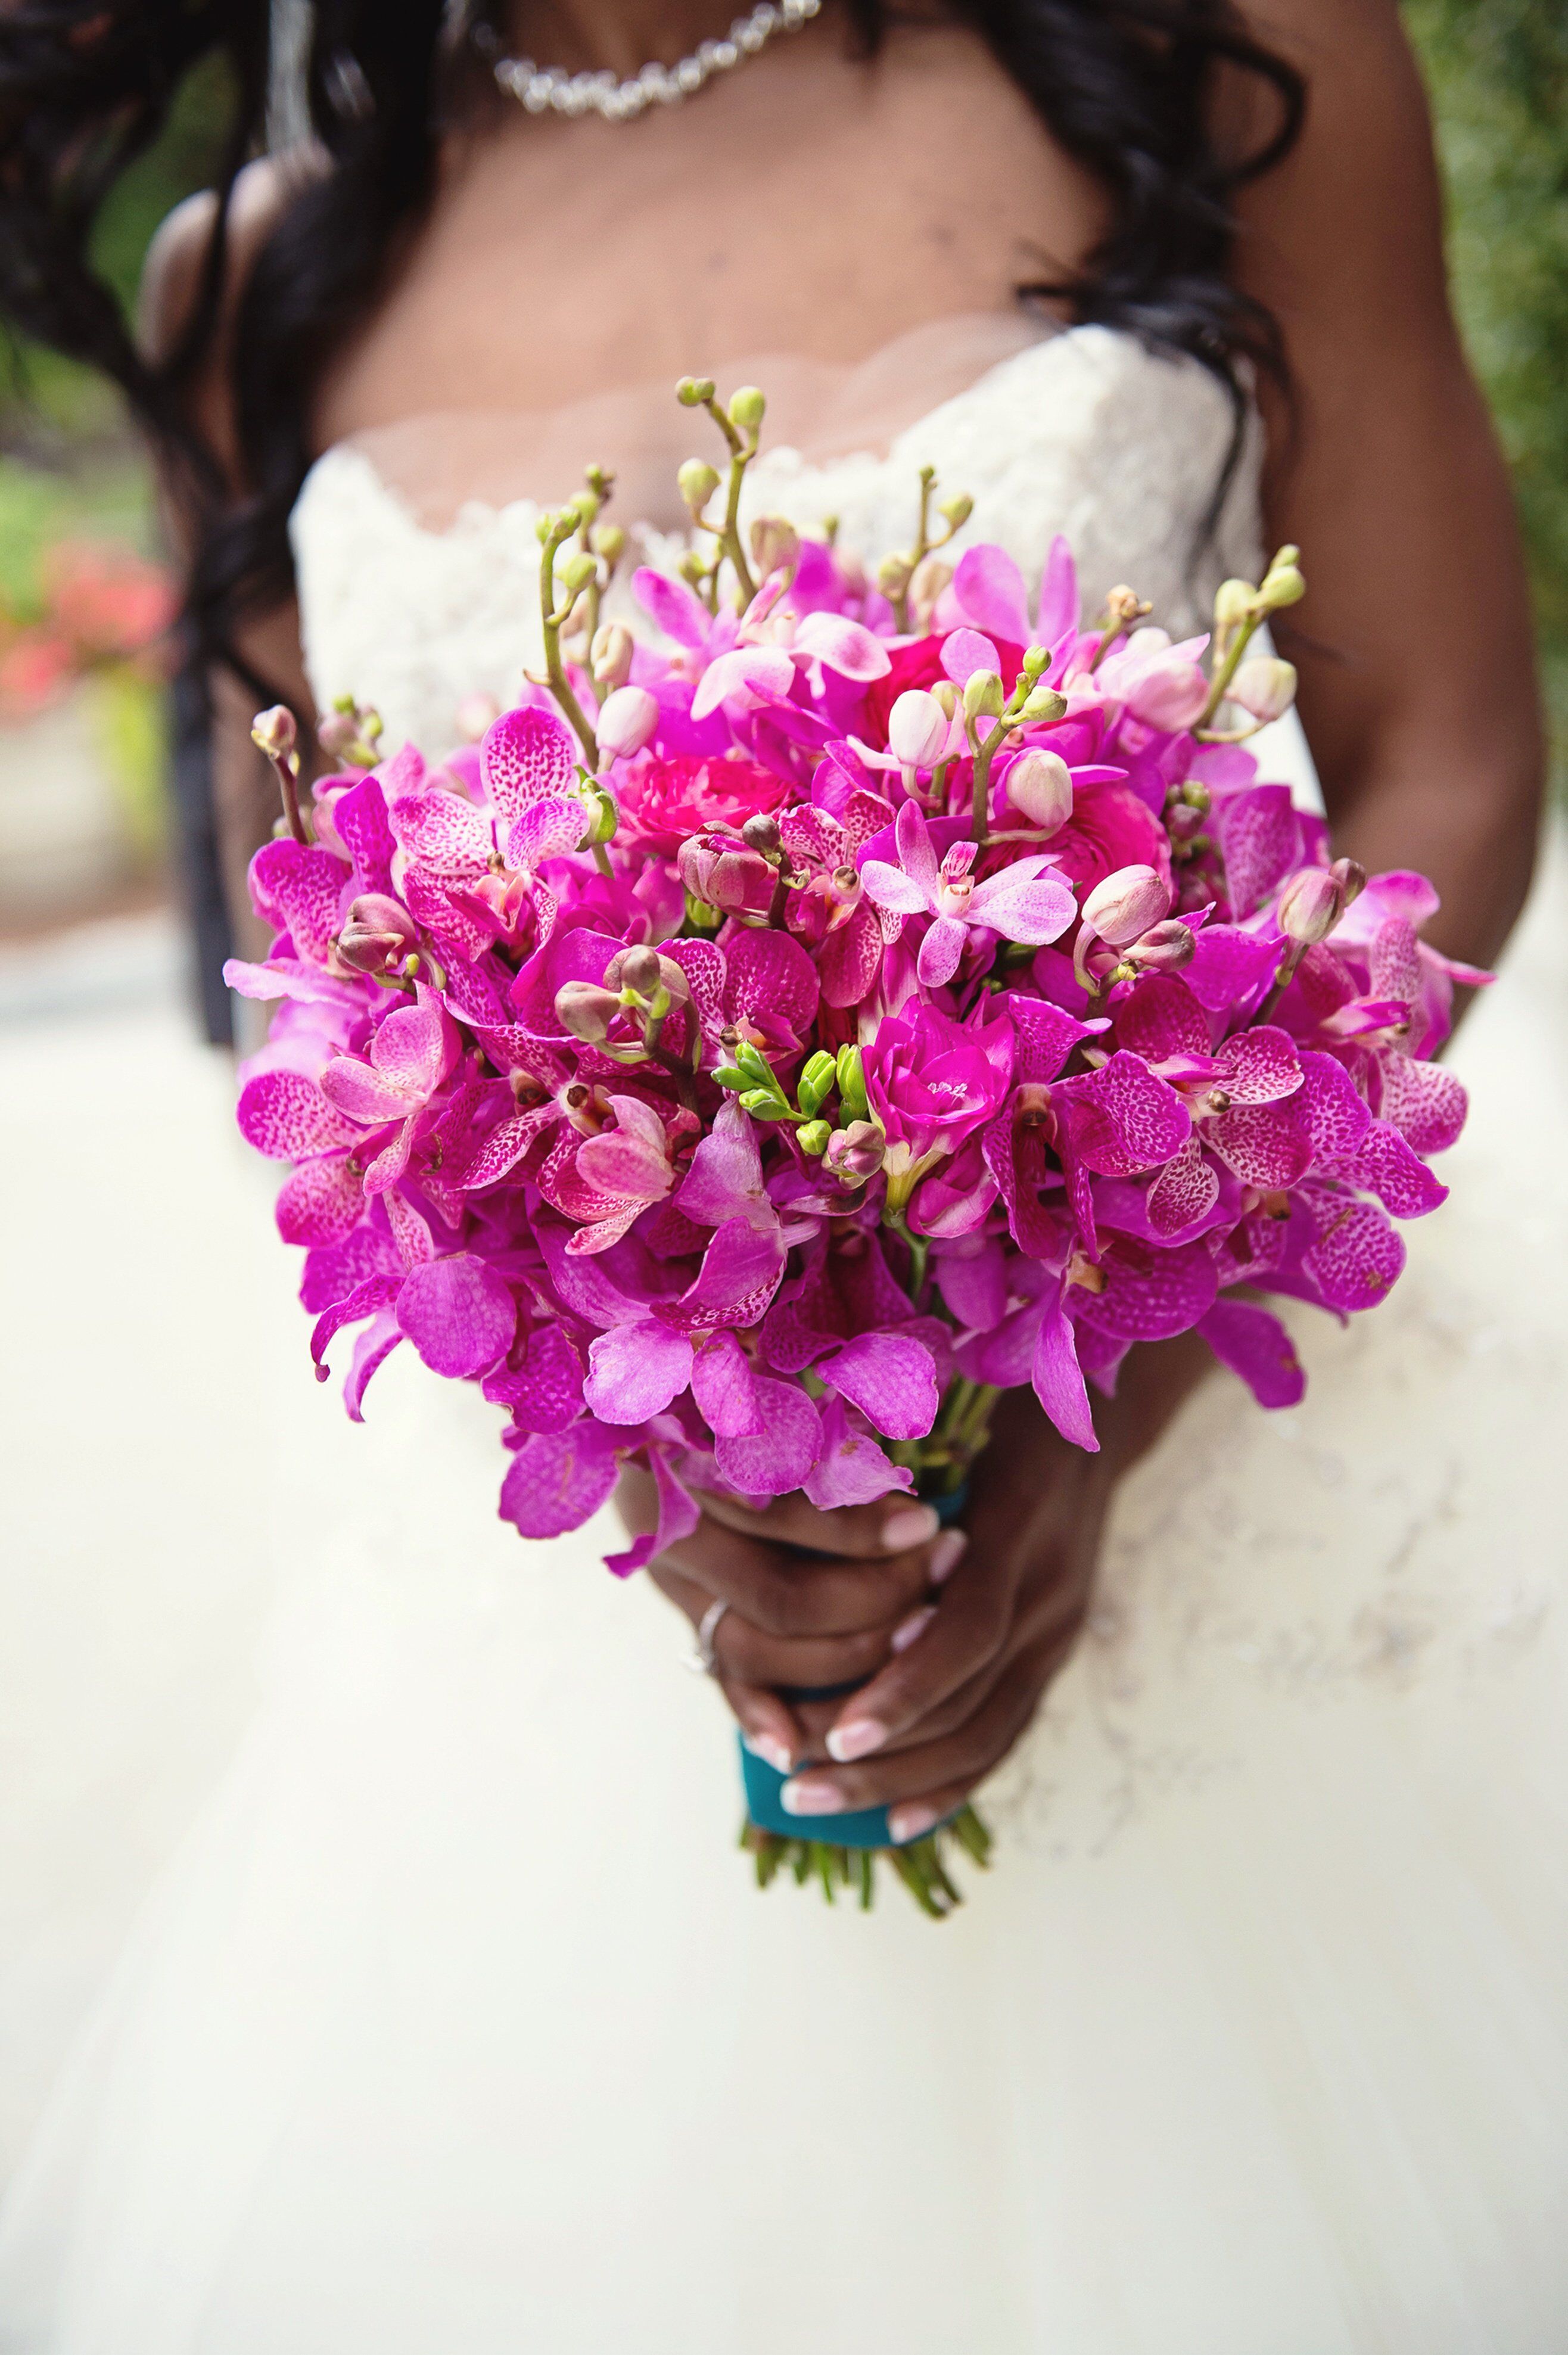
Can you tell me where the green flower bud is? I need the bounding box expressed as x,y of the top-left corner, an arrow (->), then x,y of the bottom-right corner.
836,1043 -> 869,1121
797,1119 -> 832,1158
740,1088 -> 788,1117
963,668 -> 1006,723
678,551 -> 708,589
876,552 -> 913,600
1021,644 -> 1050,679
1016,684 -> 1068,724
567,488 -> 601,526
251,704 -> 297,765
592,522 -> 626,567
1214,577 -> 1256,632
728,384 -> 766,433
797,1049 -> 837,1116
713,1065 -> 751,1091
1258,563 -> 1305,612
676,376 -> 715,406
559,549 -> 598,596
678,458 -> 720,513
684,891 -> 723,932
937,491 -> 973,531
734,1040 -> 775,1086
578,785 -> 619,845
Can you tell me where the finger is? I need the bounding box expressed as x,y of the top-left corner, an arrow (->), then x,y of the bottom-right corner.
649,1560 -> 903,1693
656,1513 -> 934,1638
645,1563 -> 808,1769
779,1644 -> 1056,1818
694,1486 -> 944,1562
817,1538 -> 1015,1762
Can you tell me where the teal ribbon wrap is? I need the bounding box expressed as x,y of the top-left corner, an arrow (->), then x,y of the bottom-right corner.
739,1485 -> 969,1850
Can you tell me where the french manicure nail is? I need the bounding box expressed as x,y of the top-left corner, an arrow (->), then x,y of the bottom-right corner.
928,1529 -> 968,1585
890,1604 -> 935,1656
889,1802 -> 942,1843
782,1777 -> 847,1815
882,1502 -> 940,1551
742,1732 -> 794,1775
826,1715 -> 887,1763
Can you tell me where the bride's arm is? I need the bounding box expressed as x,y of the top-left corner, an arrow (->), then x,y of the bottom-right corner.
643,0 -> 1545,1828
1237,0 -> 1543,971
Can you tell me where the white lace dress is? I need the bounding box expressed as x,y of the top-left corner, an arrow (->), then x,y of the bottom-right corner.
1,322 -> 1563,2355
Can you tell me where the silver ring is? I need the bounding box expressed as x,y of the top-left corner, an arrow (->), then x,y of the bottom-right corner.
685,1597 -> 729,1677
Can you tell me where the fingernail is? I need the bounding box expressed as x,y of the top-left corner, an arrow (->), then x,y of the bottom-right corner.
742,1731 -> 794,1775
928,1529 -> 968,1585
889,1802 -> 942,1843
882,1502 -> 940,1551
782,1777 -> 847,1815
826,1715 -> 887,1763
890,1604 -> 935,1656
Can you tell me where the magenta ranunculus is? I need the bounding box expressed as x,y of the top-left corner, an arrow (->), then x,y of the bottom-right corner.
1043,778 -> 1172,897
615,752 -> 787,855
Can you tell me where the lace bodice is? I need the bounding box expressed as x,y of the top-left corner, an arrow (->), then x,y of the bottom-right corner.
291,321 -> 1269,758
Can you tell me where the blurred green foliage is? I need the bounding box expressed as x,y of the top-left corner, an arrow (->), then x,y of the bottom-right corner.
1404,0 -> 1568,778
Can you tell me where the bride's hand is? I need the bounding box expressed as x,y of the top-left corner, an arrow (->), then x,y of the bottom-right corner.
621,1332 -> 1209,1837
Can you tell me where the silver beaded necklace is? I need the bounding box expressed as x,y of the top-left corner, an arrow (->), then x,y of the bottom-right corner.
480,0 -> 822,123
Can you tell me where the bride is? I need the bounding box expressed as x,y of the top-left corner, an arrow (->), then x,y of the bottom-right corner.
1,0 -> 1563,2345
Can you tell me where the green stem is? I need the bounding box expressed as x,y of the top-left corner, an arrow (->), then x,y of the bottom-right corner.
539,522 -> 601,769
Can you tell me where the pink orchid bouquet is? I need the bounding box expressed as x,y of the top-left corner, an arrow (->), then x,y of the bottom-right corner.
232,376 -> 1479,1913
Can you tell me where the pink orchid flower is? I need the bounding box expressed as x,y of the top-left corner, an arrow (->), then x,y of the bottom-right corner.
318,986 -> 460,1193
860,801 -> 1077,987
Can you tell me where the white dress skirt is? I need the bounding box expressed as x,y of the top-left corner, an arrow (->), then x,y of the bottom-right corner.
1,320 -> 1563,2353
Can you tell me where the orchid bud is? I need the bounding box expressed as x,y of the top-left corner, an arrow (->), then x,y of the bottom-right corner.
797,1119 -> 832,1158
937,492 -> 973,531
578,785 -> 619,845
558,548 -> 598,597
1013,1082 -> 1053,1127
676,835 -> 776,921
876,552 -> 912,601
1259,547 -> 1305,611
590,621 -> 634,689
595,684 -> 658,760
251,705 -> 297,766
612,944 -> 662,996
1016,683 -> 1069,724
676,376 -> 715,406
336,893 -> 416,975
1277,866 -> 1345,945
963,668 -> 1005,723
749,516 -> 799,576
1214,577 -> 1256,633
729,384 -> 766,434
678,551 -> 707,589
565,487 -> 601,528
1229,655 -> 1298,723
454,691 -> 500,743
1180,780 -> 1211,814
1081,863 -> 1172,948
1329,856 -> 1367,907
1125,917 -> 1196,974
888,688 -> 949,770
678,458 -> 720,514
909,556 -> 952,622
1005,747 -> 1074,833
823,1119 -> 885,1182
591,522 -> 626,568
555,981 -> 622,1043
316,711 -> 360,759
741,811 -> 782,858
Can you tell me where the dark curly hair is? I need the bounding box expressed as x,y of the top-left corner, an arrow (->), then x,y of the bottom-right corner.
0,0 -> 1303,1032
